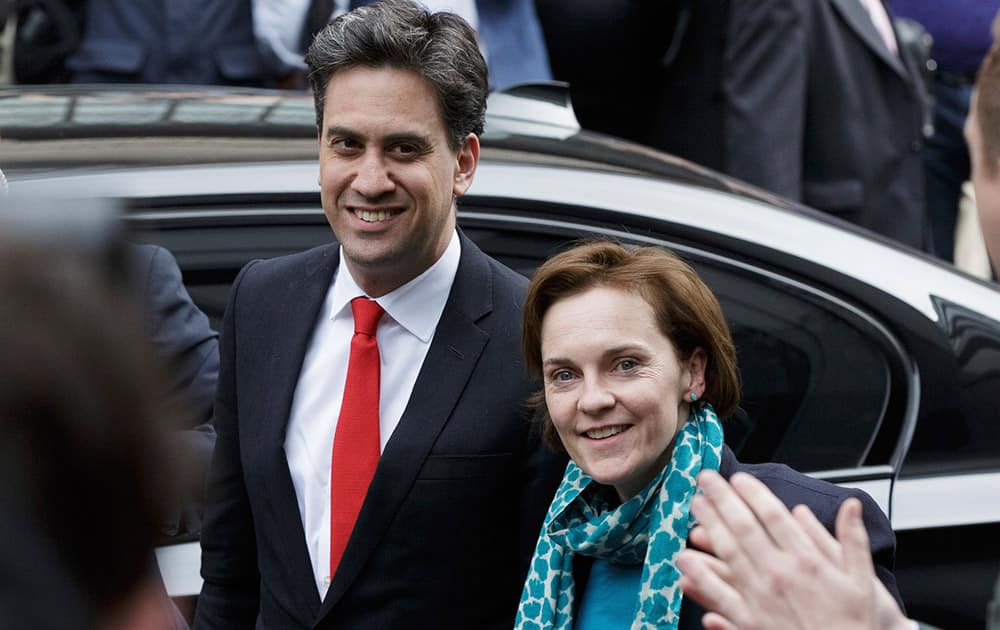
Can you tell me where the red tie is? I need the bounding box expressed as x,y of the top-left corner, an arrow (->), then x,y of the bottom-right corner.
330,297 -> 384,577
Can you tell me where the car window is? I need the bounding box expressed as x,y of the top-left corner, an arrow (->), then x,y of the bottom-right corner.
902,297 -> 1000,475
695,261 -> 891,471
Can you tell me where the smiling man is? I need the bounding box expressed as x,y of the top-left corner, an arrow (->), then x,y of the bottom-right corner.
192,2 -> 564,628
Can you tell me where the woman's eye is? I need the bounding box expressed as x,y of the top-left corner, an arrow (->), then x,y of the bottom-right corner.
617,359 -> 637,371
552,370 -> 574,382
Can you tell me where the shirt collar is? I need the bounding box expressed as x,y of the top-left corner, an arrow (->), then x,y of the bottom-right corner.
328,230 -> 461,342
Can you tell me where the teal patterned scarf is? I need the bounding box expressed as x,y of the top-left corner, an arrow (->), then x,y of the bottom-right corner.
516,404 -> 724,630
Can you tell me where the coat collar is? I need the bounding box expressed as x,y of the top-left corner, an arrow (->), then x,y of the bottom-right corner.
828,0 -> 909,80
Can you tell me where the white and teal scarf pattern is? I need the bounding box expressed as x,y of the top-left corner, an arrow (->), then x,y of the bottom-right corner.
516,404 -> 724,630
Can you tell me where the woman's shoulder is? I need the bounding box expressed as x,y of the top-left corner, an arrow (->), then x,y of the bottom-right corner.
719,447 -> 883,528
717,447 -> 901,605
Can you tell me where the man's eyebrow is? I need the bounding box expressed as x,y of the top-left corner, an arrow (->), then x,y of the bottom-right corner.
384,131 -> 433,146
324,125 -> 362,139
322,126 -> 432,147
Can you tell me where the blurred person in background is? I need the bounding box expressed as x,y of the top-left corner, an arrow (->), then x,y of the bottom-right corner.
130,244 -> 219,540
723,0 -> 930,251
66,0 -> 266,85
0,237 -> 179,629
892,0 -> 1000,263
1,0 -> 85,84
966,11 -> 1000,279
535,0 -> 725,169
538,0 -> 930,251
254,0 -> 551,90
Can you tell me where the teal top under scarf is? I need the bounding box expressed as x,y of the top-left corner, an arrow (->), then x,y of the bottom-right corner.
515,404 -> 724,630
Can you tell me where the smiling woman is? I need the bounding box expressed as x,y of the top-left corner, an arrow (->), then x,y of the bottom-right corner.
515,240 -> 904,630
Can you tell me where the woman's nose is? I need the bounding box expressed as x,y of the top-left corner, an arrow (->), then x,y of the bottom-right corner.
577,375 -> 615,414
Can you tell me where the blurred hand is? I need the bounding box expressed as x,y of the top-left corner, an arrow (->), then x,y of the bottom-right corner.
676,470 -> 911,630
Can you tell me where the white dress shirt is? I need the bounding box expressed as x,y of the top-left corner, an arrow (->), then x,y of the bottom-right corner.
857,0 -> 899,56
252,0 -> 311,74
284,230 -> 461,597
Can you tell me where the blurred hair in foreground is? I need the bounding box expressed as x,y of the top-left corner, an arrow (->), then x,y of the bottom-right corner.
0,234 -> 175,629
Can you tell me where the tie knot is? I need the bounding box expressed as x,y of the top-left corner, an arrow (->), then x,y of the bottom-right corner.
350,297 -> 384,336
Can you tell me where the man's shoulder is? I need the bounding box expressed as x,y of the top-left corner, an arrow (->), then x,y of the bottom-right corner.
455,233 -> 529,304
236,243 -> 338,290
483,253 -> 529,294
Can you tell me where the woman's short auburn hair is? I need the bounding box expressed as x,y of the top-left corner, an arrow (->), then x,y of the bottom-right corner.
521,240 -> 741,450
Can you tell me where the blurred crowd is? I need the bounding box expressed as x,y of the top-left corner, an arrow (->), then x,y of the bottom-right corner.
1,0 -> 998,269
0,0 -> 996,267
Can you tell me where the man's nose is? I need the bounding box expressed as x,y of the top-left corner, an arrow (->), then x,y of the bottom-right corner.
351,152 -> 395,197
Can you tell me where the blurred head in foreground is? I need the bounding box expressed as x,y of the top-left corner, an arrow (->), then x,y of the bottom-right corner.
0,239 -> 173,629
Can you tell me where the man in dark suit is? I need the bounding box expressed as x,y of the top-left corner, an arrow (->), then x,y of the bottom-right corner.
538,0 -> 929,250
193,2 -> 564,628
724,0 -> 930,250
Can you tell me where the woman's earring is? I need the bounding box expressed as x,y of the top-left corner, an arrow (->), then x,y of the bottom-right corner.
689,392 -> 699,402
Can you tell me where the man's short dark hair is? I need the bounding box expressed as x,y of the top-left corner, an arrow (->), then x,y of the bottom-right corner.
304,0 -> 488,151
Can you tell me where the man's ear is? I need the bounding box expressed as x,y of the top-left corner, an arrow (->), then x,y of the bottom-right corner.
453,133 -> 480,197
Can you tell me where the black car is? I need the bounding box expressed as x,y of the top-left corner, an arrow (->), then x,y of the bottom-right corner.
4,85 -> 1000,628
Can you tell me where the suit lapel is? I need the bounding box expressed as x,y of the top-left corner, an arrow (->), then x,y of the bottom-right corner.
315,234 -> 494,623
254,245 -> 340,618
828,0 -> 908,80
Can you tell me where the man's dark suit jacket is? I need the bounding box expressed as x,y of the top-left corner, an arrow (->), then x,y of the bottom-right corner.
131,244 -> 219,537
194,234 -> 565,629
573,445 -> 902,628
724,0 -> 930,250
